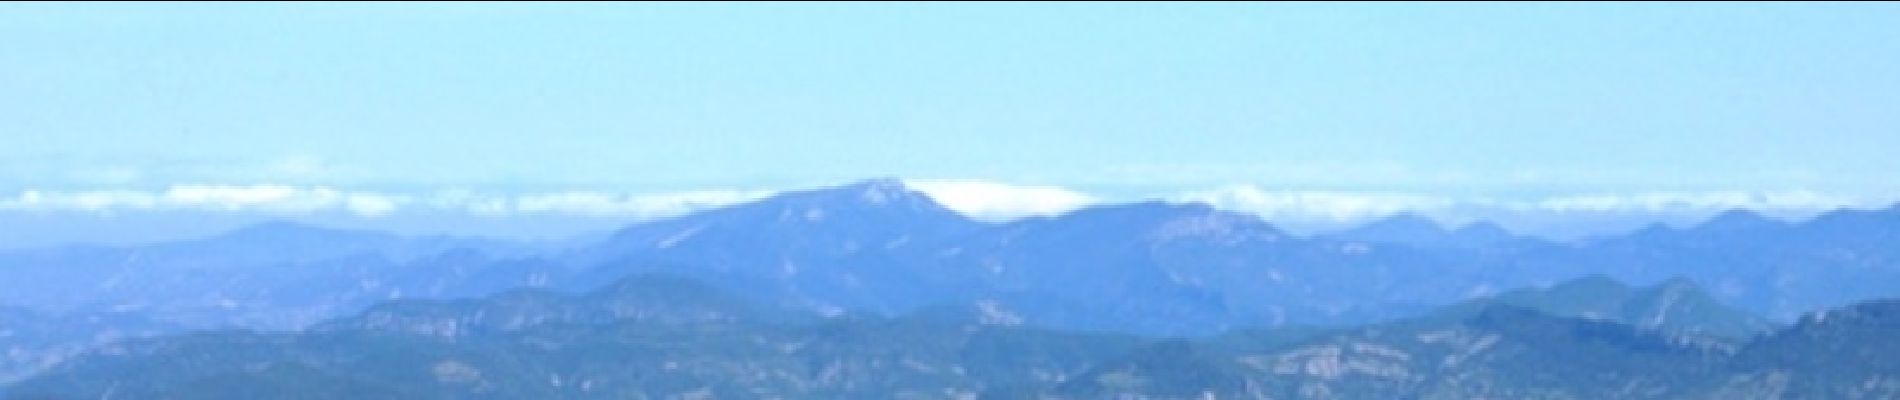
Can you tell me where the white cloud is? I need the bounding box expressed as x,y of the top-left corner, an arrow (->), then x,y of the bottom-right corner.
0,181 -> 1883,228
509,190 -> 774,218
903,179 -> 1096,221
163,184 -> 329,211
1167,185 -> 1888,234
0,185 -> 777,219
0,185 -> 413,216
344,193 -> 404,216
52,189 -> 161,210
1528,190 -> 1868,213
1172,185 -> 1455,223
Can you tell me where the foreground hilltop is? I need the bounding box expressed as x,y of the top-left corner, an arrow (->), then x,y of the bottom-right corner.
9,273 -> 1895,399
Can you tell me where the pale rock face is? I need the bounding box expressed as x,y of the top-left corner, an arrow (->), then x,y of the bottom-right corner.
431,360 -> 483,384
861,186 -> 893,205
654,225 -> 706,249
1270,342 -> 1415,381
975,300 -> 1024,326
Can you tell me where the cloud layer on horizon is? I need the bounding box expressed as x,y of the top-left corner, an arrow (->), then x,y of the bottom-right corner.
902,179 -> 1097,221
0,181 -> 1887,229
1175,185 -> 1877,222
0,185 -> 777,219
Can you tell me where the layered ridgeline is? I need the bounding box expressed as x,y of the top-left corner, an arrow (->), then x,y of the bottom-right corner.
0,225 -> 552,387
0,222 -> 540,330
4,179 -> 1896,334
9,274 -> 1895,399
2,179 -> 1900,383
4,274 -> 1150,399
1421,275 -> 1777,339
557,179 -> 1900,334
0,307 -> 176,383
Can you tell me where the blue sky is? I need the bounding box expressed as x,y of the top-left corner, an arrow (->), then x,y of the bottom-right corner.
3,2 -> 1899,242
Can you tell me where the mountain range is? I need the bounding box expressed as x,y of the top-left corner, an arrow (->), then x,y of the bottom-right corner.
2,179 -> 1899,388
0,306 -> 175,383
7,272 -> 1893,399
558,179 -> 1900,333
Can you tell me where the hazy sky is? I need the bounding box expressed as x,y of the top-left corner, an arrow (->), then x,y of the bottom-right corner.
3,2 -> 1899,241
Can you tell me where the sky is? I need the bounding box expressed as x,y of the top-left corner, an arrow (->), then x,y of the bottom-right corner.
3,2 -> 1899,244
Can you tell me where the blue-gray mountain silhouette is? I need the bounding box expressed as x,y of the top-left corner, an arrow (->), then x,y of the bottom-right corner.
10,273 -> 1894,399
3,179 -> 1900,384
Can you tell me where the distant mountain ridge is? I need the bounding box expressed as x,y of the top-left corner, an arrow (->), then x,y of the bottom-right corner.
6,273 -> 1148,399
0,306 -> 178,383
1423,275 -> 1776,339
4,179 -> 1896,334
0,220 -> 530,329
552,180 -> 1900,334
566,178 -> 986,315
1325,212 -> 1533,250
3,179 -> 1899,385
3,179 -> 1896,333
10,273 -> 1894,399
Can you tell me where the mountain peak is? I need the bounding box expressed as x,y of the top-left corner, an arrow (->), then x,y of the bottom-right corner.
1441,275 -> 1771,339
1368,212 -> 1445,231
1047,201 -> 1217,221
1060,201 -> 1254,227
844,177 -> 908,192
1121,200 -> 1218,213
1795,298 -> 1900,329
1549,274 -> 1632,294
1329,212 -> 1456,246
771,178 -> 943,210
594,179 -> 981,256
614,179 -> 966,229
1620,222 -> 1681,240
1454,221 -> 1511,237
1695,209 -> 1784,232
849,178 -> 920,205
1040,201 -> 1282,243
1621,277 -> 1774,337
